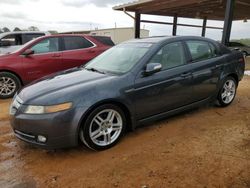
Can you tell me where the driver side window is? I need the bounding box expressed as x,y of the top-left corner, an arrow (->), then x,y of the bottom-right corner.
149,42 -> 186,70
31,38 -> 59,54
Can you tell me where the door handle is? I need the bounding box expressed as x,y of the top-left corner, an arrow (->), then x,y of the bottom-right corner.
52,54 -> 61,57
181,72 -> 192,78
215,64 -> 223,68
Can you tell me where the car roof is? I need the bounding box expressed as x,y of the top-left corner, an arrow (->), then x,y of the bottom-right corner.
0,31 -> 48,38
126,36 -> 217,44
45,34 -> 110,38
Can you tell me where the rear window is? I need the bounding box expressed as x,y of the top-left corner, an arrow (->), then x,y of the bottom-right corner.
91,36 -> 115,46
63,36 -> 93,51
186,40 -> 217,62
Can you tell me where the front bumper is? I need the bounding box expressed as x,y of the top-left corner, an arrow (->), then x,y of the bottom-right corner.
10,107 -> 86,150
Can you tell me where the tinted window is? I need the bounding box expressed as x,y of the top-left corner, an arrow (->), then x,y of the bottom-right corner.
22,33 -> 45,44
186,40 -> 216,62
31,37 -> 59,54
91,36 -> 114,46
149,42 -> 186,70
64,36 -> 93,50
1,34 -> 22,46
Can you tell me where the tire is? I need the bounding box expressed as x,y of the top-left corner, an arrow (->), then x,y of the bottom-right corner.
79,104 -> 126,151
217,76 -> 237,107
0,72 -> 21,99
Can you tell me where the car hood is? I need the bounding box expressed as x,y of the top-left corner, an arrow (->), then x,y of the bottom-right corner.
18,67 -> 111,103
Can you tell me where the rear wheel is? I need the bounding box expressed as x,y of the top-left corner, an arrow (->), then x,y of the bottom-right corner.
217,76 -> 237,107
80,104 -> 126,151
0,72 -> 21,99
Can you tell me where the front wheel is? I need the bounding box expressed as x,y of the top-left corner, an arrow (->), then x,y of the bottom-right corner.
0,72 -> 21,99
217,76 -> 237,107
80,104 -> 126,151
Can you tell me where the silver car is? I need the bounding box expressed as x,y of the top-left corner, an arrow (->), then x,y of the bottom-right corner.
229,42 -> 250,56
0,31 -> 50,54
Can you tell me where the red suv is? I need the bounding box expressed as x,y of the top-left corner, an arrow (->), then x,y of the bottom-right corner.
0,34 -> 114,98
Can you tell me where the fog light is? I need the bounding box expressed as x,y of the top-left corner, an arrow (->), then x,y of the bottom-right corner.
37,135 -> 47,143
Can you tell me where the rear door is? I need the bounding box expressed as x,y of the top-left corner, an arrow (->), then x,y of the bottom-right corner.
61,36 -> 98,69
133,41 -> 194,119
22,37 -> 62,82
185,40 -> 223,101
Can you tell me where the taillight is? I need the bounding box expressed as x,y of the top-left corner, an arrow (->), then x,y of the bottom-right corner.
238,57 -> 245,63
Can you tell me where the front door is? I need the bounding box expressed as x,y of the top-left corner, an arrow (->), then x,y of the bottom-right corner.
22,37 -> 62,82
133,41 -> 194,120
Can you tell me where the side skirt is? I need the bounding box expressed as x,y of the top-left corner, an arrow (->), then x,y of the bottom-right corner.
137,98 -> 212,126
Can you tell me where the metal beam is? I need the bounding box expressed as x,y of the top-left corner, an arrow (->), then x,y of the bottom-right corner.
172,14 -> 178,36
222,0 -> 235,45
202,17 -> 207,37
140,19 -> 223,30
135,12 -> 141,38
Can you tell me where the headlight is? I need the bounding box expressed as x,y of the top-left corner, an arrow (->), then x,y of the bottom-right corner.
24,102 -> 72,114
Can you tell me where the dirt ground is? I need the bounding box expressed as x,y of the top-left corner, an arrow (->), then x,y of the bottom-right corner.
0,77 -> 250,188
246,57 -> 250,70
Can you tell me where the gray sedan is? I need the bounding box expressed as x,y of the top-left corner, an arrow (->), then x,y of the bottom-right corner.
10,36 -> 245,151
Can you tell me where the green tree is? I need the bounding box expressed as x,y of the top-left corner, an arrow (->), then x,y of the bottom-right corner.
2,27 -> 10,32
28,26 -> 39,31
13,27 -> 21,31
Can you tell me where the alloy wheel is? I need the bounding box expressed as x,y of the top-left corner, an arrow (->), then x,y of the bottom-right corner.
89,109 -> 123,147
0,77 -> 17,97
221,79 -> 236,104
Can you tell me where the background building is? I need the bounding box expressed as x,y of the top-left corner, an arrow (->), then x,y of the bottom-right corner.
61,27 -> 150,44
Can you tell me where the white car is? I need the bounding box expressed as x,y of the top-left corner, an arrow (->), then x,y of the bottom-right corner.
0,31 -> 50,54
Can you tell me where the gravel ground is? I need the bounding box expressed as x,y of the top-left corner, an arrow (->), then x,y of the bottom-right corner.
246,57 -> 250,70
0,76 -> 250,188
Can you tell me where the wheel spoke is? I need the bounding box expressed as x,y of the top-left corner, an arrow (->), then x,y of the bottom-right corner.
106,110 -> 115,122
104,133 -> 111,144
112,123 -> 122,131
228,81 -> 233,89
221,91 -> 227,99
94,115 -> 104,126
5,78 -> 10,84
0,87 -> 4,94
91,129 -> 103,140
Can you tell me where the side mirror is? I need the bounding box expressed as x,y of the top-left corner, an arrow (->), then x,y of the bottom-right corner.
22,49 -> 34,56
143,63 -> 162,76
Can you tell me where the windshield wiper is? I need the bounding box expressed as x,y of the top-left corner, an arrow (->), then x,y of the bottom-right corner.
85,67 -> 106,74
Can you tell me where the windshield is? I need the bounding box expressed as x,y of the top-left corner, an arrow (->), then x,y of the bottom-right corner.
85,43 -> 152,74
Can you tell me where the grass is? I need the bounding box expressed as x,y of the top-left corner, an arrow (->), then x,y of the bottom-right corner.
246,57 -> 250,70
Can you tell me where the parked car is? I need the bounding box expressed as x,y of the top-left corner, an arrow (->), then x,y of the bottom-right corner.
0,31 -> 50,54
0,34 -> 114,98
228,41 -> 250,56
10,36 -> 245,150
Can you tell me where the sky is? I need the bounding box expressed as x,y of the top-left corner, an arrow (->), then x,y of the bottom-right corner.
0,0 -> 249,40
